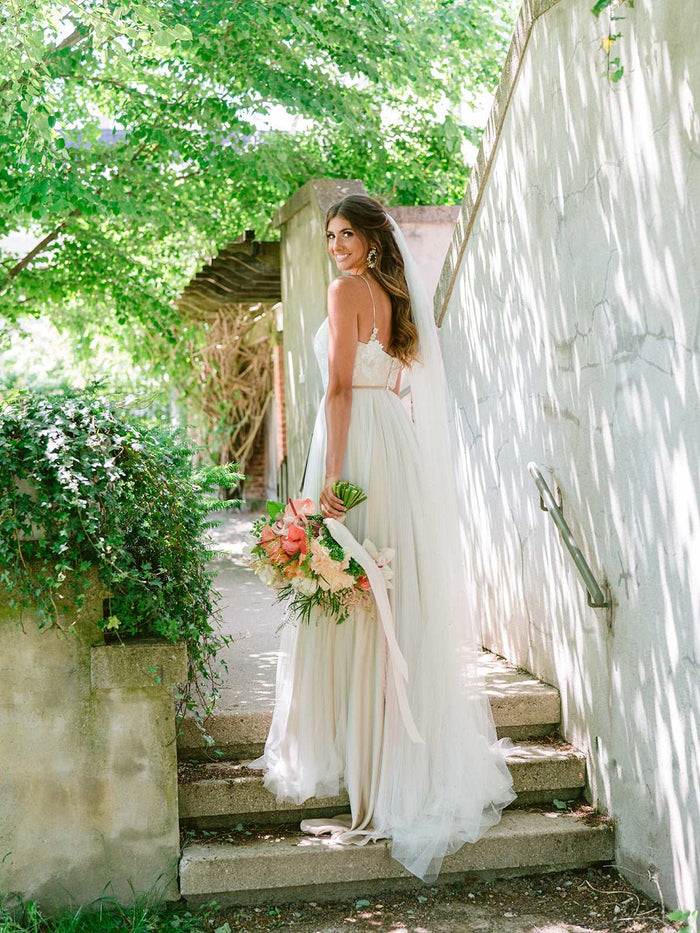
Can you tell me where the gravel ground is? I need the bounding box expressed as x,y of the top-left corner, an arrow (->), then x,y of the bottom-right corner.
190,865 -> 681,933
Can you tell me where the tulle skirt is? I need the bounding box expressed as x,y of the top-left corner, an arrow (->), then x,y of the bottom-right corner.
251,387 -> 518,881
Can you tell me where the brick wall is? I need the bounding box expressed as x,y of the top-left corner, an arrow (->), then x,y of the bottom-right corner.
244,341 -> 286,503
273,344 -> 287,464
244,424 -> 267,499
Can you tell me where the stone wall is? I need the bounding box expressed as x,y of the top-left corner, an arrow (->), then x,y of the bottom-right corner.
435,0 -> 699,910
0,573 -> 187,914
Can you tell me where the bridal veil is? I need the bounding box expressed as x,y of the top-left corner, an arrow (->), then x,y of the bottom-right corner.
366,213 -> 517,881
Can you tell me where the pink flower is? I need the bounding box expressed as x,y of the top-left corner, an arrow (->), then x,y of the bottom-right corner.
282,522 -> 308,557
283,497 -> 316,524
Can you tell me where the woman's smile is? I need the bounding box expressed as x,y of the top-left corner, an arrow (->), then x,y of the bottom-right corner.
326,216 -> 368,273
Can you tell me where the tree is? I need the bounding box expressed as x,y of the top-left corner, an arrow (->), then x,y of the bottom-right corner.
0,0 -> 518,343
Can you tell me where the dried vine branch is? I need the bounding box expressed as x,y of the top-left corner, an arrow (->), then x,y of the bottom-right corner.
176,302 -> 276,484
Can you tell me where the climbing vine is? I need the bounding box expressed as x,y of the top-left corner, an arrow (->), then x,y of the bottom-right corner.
592,0 -> 634,82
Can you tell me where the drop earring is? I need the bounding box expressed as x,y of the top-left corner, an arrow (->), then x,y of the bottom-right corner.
366,246 -> 378,269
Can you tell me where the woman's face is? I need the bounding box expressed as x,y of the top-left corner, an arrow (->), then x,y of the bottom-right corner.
326,215 -> 371,275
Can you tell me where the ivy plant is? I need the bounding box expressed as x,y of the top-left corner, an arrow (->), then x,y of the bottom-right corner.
0,384 -> 244,737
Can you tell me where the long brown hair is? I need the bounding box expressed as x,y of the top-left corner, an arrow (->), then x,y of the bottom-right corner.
325,195 -> 421,367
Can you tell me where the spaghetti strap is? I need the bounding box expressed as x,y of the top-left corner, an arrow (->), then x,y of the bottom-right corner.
359,273 -> 376,331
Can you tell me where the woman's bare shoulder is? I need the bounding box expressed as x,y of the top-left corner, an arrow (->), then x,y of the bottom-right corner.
327,276 -> 367,320
327,275 -> 365,297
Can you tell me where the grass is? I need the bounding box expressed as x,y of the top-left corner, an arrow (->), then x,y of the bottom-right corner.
0,894 -> 223,933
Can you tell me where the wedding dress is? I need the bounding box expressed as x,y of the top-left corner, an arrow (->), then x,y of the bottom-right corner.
251,219 -> 519,882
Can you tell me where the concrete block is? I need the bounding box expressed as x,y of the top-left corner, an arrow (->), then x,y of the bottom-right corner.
91,639 -> 188,689
0,577 -> 182,914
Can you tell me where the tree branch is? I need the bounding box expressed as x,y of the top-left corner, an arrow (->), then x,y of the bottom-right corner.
1,139 -> 154,286
0,27 -> 90,94
54,27 -> 87,55
3,210 -> 79,282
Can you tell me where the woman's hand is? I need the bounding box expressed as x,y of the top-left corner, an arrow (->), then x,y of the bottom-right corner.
319,478 -> 347,519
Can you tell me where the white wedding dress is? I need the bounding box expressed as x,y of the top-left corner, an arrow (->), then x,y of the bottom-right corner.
251,277 -> 518,881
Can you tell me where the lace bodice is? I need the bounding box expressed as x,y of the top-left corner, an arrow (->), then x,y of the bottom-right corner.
312,275 -> 402,392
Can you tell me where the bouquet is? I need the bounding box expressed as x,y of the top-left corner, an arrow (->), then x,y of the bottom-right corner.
245,481 -> 394,626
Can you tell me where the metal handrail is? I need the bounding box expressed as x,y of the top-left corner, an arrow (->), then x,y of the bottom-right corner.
527,462 -> 611,609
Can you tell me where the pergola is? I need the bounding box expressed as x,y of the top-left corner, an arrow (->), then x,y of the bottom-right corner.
175,231 -> 282,478
177,230 -> 281,315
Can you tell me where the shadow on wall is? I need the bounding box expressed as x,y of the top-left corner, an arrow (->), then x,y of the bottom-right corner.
440,0 -> 699,910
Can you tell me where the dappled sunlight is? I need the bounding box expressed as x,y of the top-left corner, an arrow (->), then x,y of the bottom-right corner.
202,509 -> 288,714
207,507 -> 267,561
440,0 -> 699,909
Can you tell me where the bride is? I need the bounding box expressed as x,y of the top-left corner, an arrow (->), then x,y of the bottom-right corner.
250,194 -> 518,882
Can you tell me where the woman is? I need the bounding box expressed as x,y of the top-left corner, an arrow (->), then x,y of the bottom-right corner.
251,194 -> 518,882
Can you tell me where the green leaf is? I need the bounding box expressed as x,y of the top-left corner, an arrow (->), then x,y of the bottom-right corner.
267,500 -> 286,520
169,23 -> 192,41
132,4 -> 163,27
151,28 -> 175,48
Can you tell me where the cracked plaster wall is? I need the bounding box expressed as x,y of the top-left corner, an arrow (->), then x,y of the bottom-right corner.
439,0 -> 699,909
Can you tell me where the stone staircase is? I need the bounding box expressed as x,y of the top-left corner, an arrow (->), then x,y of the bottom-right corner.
176,650 -> 615,907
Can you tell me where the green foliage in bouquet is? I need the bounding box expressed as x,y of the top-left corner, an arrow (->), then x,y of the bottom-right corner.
0,384 -> 244,734
332,481 -> 368,510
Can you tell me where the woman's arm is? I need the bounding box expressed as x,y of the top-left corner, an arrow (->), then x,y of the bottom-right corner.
319,277 -> 361,517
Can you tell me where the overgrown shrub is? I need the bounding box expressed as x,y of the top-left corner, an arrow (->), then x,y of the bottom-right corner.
0,385 -> 243,729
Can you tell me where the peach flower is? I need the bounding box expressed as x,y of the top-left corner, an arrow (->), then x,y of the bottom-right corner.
281,557 -> 301,578
308,537 -> 355,592
260,524 -> 285,562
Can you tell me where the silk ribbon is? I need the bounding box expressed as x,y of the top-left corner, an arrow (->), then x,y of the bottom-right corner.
323,516 -> 424,745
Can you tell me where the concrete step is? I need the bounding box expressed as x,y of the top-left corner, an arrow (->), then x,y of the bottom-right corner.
177,652 -> 562,761
179,804 -> 615,907
178,739 -> 587,828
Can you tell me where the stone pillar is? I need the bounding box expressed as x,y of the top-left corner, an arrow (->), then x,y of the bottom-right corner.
0,572 -> 188,915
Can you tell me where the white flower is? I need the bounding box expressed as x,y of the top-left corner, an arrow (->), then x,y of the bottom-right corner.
291,575 -> 319,596
362,537 -> 394,568
359,538 -> 395,590
258,563 -> 281,587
